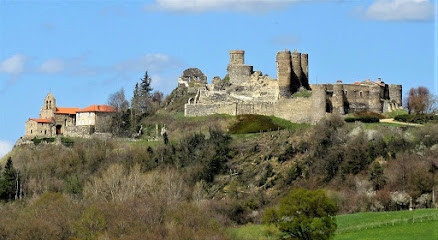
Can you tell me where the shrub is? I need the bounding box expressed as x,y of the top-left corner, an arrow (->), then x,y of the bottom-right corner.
61,137 -> 74,147
291,90 -> 312,98
345,116 -> 380,123
228,114 -> 283,134
355,111 -> 386,119
394,114 -> 438,124
263,188 -> 337,240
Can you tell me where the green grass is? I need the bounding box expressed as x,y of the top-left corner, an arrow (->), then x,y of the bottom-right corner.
227,224 -> 284,240
291,90 -> 312,98
384,109 -> 408,118
229,209 -> 438,240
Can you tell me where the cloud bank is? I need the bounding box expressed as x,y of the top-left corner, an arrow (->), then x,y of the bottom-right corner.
146,0 -> 300,13
0,54 -> 28,75
0,140 -> 12,159
363,0 -> 435,21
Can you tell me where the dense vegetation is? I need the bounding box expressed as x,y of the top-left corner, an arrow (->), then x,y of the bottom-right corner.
1,112 -> 437,239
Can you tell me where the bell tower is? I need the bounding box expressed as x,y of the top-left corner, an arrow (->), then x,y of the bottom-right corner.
39,93 -> 56,119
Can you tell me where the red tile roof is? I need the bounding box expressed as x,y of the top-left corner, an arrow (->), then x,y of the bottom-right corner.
28,118 -> 54,123
55,107 -> 81,115
77,105 -> 117,113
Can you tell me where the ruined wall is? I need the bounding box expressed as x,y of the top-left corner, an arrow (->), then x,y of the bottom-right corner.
389,84 -> 402,106
185,93 -> 323,124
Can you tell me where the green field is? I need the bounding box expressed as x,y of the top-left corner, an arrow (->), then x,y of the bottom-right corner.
229,209 -> 438,240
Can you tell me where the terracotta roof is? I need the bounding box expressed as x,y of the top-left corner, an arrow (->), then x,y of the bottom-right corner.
77,105 -> 117,113
28,118 -> 54,123
55,107 -> 81,115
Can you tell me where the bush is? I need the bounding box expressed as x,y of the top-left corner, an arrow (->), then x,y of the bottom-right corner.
61,137 -> 74,147
394,114 -> 438,124
31,137 -> 55,145
228,115 -> 283,134
355,111 -> 386,119
345,116 -> 380,123
263,188 -> 337,240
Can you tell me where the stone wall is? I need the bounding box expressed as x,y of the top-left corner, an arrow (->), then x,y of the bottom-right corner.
64,125 -> 95,138
185,95 -> 320,124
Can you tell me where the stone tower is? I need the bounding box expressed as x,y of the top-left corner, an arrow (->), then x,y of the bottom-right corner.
301,53 -> 309,88
291,49 -> 304,93
227,50 -> 253,85
39,93 -> 56,119
276,50 -> 292,97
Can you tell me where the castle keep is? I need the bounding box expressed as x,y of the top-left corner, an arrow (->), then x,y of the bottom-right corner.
184,50 -> 402,123
24,93 -> 116,138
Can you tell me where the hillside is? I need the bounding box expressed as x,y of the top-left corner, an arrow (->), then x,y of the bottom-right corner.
1,91 -> 437,239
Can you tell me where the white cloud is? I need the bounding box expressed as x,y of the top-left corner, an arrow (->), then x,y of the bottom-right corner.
112,53 -> 183,73
146,0 -> 298,13
0,140 -> 12,159
39,59 -> 65,73
0,54 -> 28,74
364,0 -> 435,21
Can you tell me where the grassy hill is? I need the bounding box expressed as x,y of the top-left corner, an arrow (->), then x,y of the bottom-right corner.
228,209 -> 438,240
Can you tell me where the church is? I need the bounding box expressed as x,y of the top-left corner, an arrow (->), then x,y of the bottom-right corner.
24,93 -> 116,138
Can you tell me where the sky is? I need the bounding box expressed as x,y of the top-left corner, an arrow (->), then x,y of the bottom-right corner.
0,0 -> 437,158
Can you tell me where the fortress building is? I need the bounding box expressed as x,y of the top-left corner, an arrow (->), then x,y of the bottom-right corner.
24,93 -> 116,138
183,49 -> 403,123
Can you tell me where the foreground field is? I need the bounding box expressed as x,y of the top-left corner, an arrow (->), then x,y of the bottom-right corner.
228,209 -> 438,240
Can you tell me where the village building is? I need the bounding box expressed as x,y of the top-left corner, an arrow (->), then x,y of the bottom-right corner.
24,93 -> 116,138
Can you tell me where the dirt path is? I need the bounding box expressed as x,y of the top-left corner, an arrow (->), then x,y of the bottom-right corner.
380,118 -> 423,127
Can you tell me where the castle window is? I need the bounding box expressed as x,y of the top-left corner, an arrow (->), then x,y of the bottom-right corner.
360,91 -> 363,97
31,130 -> 32,134
44,130 -> 47,135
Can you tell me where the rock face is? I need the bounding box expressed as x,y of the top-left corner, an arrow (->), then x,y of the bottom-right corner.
183,50 -> 403,124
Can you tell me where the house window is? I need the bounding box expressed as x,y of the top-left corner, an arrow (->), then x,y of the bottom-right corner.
77,113 -> 80,118
360,91 -> 363,97
88,120 -> 91,125
88,112 -> 92,117
82,120 -> 85,125
31,130 -> 33,134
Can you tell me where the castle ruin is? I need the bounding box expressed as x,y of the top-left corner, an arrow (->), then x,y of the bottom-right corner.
184,49 -> 403,123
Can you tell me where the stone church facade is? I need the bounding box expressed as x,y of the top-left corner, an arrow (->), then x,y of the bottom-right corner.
24,93 -> 116,138
184,49 -> 403,123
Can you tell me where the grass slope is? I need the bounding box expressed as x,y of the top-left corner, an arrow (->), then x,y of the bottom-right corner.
229,209 -> 438,240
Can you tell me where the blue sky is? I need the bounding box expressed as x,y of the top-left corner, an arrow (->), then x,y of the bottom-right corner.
0,0 -> 437,157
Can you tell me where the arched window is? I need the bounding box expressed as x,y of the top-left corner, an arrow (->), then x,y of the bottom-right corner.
46,101 -> 49,109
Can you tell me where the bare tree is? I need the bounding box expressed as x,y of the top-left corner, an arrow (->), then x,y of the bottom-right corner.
406,86 -> 436,114
108,87 -> 129,111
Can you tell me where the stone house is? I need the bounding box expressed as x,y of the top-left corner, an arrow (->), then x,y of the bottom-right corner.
24,93 -> 116,139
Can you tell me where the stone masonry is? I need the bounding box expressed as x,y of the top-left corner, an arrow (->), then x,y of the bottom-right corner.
184,50 -> 403,123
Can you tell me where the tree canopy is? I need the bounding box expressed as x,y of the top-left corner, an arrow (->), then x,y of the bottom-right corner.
263,188 -> 337,240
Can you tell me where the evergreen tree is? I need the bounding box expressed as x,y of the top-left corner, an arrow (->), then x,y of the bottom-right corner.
140,71 -> 153,97
369,162 -> 386,190
0,157 -> 17,201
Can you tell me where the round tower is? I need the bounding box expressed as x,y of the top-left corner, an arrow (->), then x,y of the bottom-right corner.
291,50 -> 303,93
276,50 -> 292,97
229,50 -> 245,65
300,53 -> 309,88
